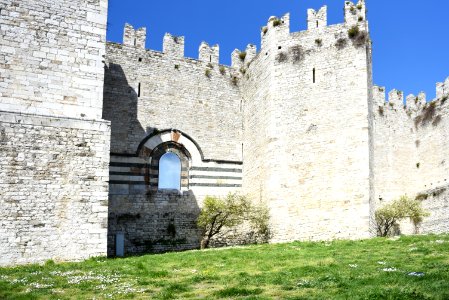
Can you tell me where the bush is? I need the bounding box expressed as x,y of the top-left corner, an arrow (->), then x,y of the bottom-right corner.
197,194 -> 269,249
375,195 -> 429,237
348,26 -> 360,39
219,66 -> 226,75
238,51 -> 247,61
272,18 -> 281,27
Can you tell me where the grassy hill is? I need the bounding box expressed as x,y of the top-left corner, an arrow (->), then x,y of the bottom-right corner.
1,234 -> 449,299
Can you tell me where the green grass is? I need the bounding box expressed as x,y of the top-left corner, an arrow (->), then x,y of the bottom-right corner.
1,234 -> 449,299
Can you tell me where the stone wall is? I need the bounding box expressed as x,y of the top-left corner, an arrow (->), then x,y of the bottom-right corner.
103,29 -> 242,161
103,32 -> 244,254
108,190 -> 201,256
371,77 -> 449,234
0,0 -> 108,119
107,130 -> 243,256
241,2 -> 372,242
0,0 -> 110,266
0,112 -> 110,266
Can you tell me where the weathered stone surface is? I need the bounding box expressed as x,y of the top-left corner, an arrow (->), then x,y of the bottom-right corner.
0,0 -> 110,266
1,0 -> 449,265
0,112 -> 110,266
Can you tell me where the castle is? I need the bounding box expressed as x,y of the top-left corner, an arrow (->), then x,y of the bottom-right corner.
1,0 -> 448,266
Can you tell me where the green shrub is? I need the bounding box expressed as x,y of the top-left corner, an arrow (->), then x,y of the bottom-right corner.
197,193 -> 269,249
315,39 -> 322,46
205,69 -> 211,78
219,65 -> 226,75
375,195 -> 429,237
348,26 -> 360,39
272,18 -> 281,27
238,51 -> 247,60
261,26 -> 268,35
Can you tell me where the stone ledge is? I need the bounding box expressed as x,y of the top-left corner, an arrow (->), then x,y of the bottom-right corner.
0,110 -> 111,131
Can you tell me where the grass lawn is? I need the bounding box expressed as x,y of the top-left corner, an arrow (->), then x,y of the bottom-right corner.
1,234 -> 449,299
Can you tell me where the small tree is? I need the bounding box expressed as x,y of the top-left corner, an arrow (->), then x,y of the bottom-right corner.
375,195 -> 429,237
197,193 -> 269,249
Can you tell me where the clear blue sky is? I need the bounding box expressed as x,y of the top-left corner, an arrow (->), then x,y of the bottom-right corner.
107,0 -> 449,100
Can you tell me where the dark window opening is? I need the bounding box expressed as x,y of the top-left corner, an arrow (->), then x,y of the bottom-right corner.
316,20 -> 319,28
137,82 -> 141,97
278,46 -> 282,50
138,57 -> 142,62
134,38 -> 137,46
209,55 -> 212,62
313,68 -> 316,83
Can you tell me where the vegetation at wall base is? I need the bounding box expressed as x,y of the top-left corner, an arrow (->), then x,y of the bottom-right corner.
1,234 -> 449,299
375,195 -> 429,237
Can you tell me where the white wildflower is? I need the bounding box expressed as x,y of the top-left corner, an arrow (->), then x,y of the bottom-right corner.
382,267 -> 397,272
408,272 -> 425,277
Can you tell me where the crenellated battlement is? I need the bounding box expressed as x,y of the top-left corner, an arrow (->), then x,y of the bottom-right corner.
344,0 -> 367,26
307,6 -> 327,30
374,77 -> 449,113
388,89 -> 404,107
436,76 -> 449,98
231,44 -> 257,70
163,33 -> 185,58
199,42 -> 219,64
260,13 -> 290,50
123,23 -> 146,49
119,1 -> 372,67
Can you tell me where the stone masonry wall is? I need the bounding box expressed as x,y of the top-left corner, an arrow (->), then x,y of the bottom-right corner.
372,77 -> 449,234
0,0 -> 108,119
242,2 -> 372,242
103,31 -> 244,255
103,32 -> 242,161
0,112 -> 110,266
0,0 -> 110,266
108,190 -> 202,256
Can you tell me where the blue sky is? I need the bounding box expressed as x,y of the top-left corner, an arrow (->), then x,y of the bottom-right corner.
107,0 -> 449,100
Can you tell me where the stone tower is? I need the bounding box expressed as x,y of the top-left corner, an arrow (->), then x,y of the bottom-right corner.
0,0 -> 111,266
240,1 -> 372,241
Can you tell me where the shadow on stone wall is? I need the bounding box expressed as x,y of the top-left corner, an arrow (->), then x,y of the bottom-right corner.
107,190 -> 202,256
102,63 -> 202,257
102,63 -> 147,154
